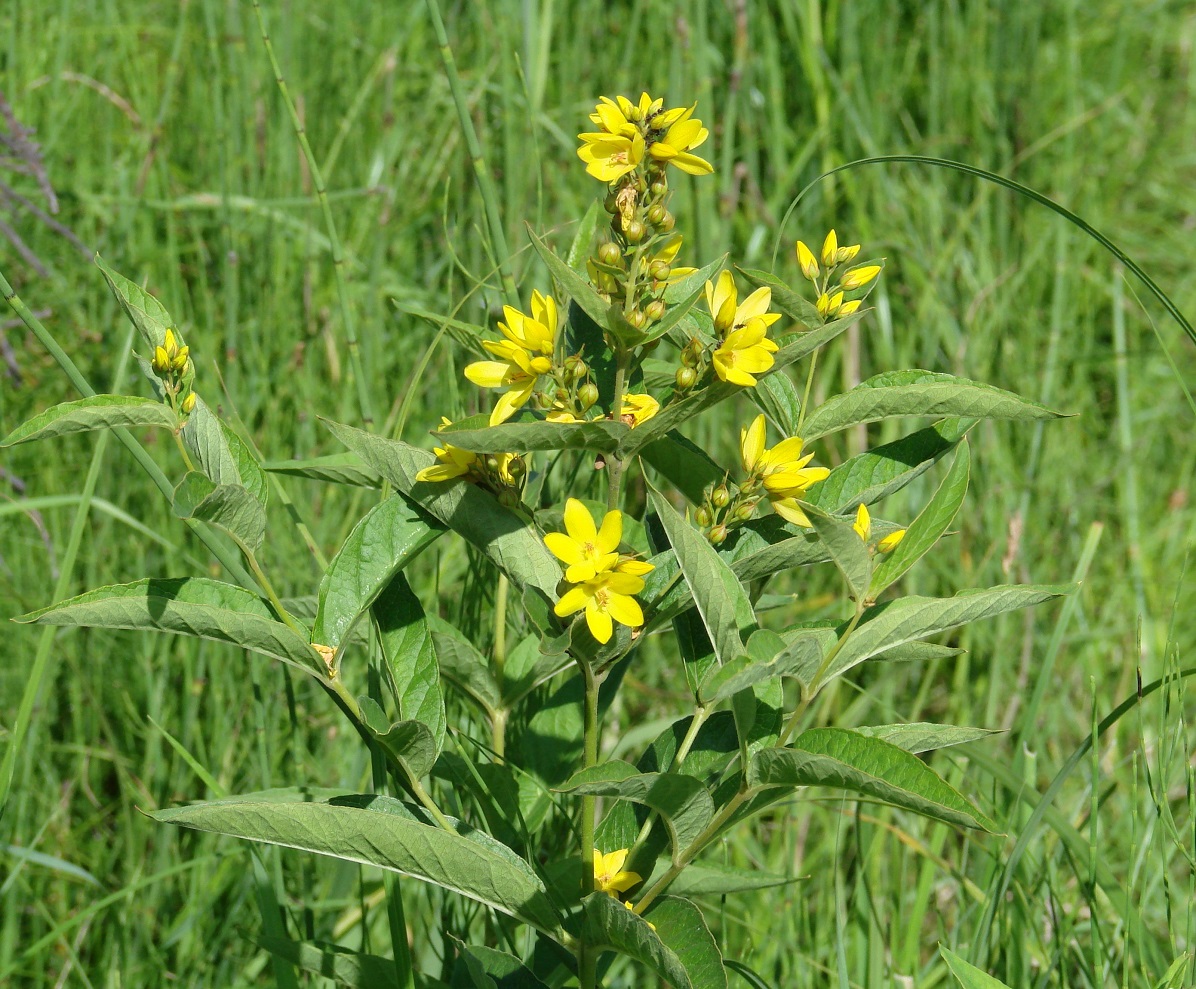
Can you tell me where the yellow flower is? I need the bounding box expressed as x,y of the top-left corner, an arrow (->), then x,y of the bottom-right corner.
544,498 -> 623,583
841,265 -> 882,291
704,270 -> 780,335
647,103 -> 713,175
545,405 -> 584,424
853,503 -> 871,541
795,240 -> 819,281
821,229 -> 839,268
712,320 -> 779,387
593,849 -> 642,896
839,299 -> 862,316
554,570 -> 647,644
464,293 -> 559,424
415,418 -> 479,483
577,129 -> 646,182
878,529 -> 906,554
816,290 -> 844,320
620,393 -> 660,427
740,413 -> 829,526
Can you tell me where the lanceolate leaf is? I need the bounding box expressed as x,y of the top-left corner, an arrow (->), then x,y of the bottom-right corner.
430,617 -> 501,715
253,936 -> 435,989
751,370 -> 804,437
869,439 -> 970,597
324,421 -> 560,602
264,452 -> 382,488
646,896 -> 728,989
453,939 -> 550,989
748,727 -> 997,831
566,200 -> 603,273
806,506 -> 872,603
805,418 -> 973,514
373,574 -> 446,759
639,432 -> 727,505
579,893 -> 709,989
437,417 -> 627,454
698,628 -> 835,704
527,226 -> 615,334
666,862 -> 795,896
855,723 -> 1000,754
558,762 -> 714,856
800,370 -> 1064,442
181,397 -> 267,503
0,395 -> 178,447
940,946 -> 1015,989
14,577 -> 320,675
736,266 -> 822,328
152,793 -> 563,935
96,254 -> 174,349
817,584 -> 1070,689
313,494 -> 445,651
172,472 -> 266,553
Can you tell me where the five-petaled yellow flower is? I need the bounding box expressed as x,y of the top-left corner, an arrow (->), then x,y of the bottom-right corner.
464,292 -> 559,424
740,414 -> 829,527
712,322 -> 779,388
620,393 -> 660,427
593,849 -> 642,897
545,499 -> 624,583
647,103 -> 713,175
555,571 -> 649,645
415,418 -> 479,483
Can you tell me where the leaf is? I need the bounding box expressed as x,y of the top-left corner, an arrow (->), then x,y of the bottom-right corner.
96,254 -> 174,349
662,253 -> 729,306
453,939 -> 551,989
855,723 -> 1000,754
558,762 -> 714,857
806,419 -> 973,514
869,440 -> 970,597
0,395 -> 178,447
152,793 -> 563,935
373,574 -> 446,761
526,226 -> 616,335
437,417 -> 627,454
698,628 -> 835,704
430,617 -> 501,715
14,577 -> 320,675
647,896 -> 727,989
666,861 -> 795,896
566,200 -> 603,273
264,452 -> 382,488
639,432 -> 727,505
649,488 -> 754,668
736,266 -> 821,328
806,506 -> 872,603
313,494 -> 445,651
639,256 -> 727,346
369,719 -> 437,779
876,641 -> 965,663
580,893 -> 724,989
324,421 -> 560,601
564,301 -> 617,410
748,727 -> 997,831
219,419 -> 268,504
818,584 -> 1070,689
751,371 -> 804,437
181,396 -> 265,501
253,935 -> 416,989
172,472 -> 266,553
940,946 -> 1014,989
799,370 -> 1064,442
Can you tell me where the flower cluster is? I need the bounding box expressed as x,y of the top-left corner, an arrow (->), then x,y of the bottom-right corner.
414,417 -> 525,500
464,291 -> 560,425
545,499 -> 653,644
852,503 -> 907,554
795,230 -> 882,321
578,93 -> 712,183
149,328 -> 197,416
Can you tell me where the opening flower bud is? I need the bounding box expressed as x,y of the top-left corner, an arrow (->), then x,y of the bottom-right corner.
171,346 -> 190,372
796,240 -> 820,281
627,309 -> 647,330
821,229 -> 838,268
180,392 -> 197,414
151,346 -> 171,374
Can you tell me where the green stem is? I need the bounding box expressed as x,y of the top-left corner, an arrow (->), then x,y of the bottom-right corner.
606,349 -> 630,511
577,657 -> 601,989
796,349 -> 820,436
172,430 -> 197,473
244,551 -> 307,639
250,0 -> 375,427
777,604 -> 864,747
493,574 -> 509,681
627,706 -> 710,862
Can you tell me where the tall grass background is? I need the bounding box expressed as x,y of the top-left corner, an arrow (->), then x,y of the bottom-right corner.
1,1 -> 1194,985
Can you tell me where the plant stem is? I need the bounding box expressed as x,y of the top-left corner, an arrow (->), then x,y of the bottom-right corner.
606,349 -> 630,511
796,349 -> 820,435
493,574 -> 509,681
250,0 -> 375,427
577,657 -> 601,989
777,604 -> 864,747
627,705 -> 710,861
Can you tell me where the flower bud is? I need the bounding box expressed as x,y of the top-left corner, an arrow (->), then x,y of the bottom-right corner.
163,329 -> 178,355
498,488 -> 521,511
675,366 -> 697,390
181,391 -> 197,414
835,244 -> 861,264
627,309 -> 647,330
554,387 -> 570,404
578,382 -> 600,410
152,346 -> 171,374
733,501 -> 757,522
646,204 -> 667,226
796,240 -> 820,281
708,523 -> 728,546
598,242 -> 623,266
624,219 -> 646,244
878,529 -> 906,554
604,192 -> 620,214
648,260 -> 672,282
656,210 -> 675,232
841,265 -> 882,290
695,506 -> 713,527
650,180 -> 668,198
644,299 -> 665,322
821,229 -> 838,268
566,356 -> 588,380
171,346 -> 190,372
711,485 -> 730,508
839,299 -> 862,316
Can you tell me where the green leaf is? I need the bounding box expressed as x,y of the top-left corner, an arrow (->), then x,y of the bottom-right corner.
314,494 -> 444,651
566,200 -> 603,273
152,793 -> 563,935
806,419 -> 973,514
369,719 -> 437,779
219,419 -> 268,504
800,371 -> 1064,442
373,574 -> 446,761
662,253 -> 728,306
819,584 -> 1070,689
638,256 -> 727,346
806,506 -> 872,603
876,641 -> 965,663
869,440 -> 970,597
430,617 -> 501,715
855,723 -> 1000,754
564,301 -> 617,410
14,577 -> 320,675
939,946 -> 1014,989
181,397 -> 266,502
0,395 -> 178,447
750,371 -> 804,437
748,727 -> 997,831
437,417 -> 627,454
96,254 -> 174,349
639,432 -> 727,505
172,472 -> 266,553
558,762 -> 714,857
649,488 -> 754,669
698,628 -> 836,704
254,935 -> 430,989
453,938 -> 550,989
324,421 -> 560,602
580,893 -> 725,989
264,452 -> 382,488
526,226 -> 617,335
736,266 -> 821,328
665,861 -> 795,896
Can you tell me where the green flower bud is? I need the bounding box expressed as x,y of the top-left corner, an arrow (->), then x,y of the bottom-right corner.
564,355 -> 588,380
656,210 -> 675,232
711,485 -> 730,508
627,309 -> 647,330
650,180 -> 668,198
555,387 -> 570,403
708,523 -> 728,546
675,366 -> 697,390
648,260 -> 672,282
578,382 -> 600,410
734,501 -> 757,522
598,241 -> 623,266
646,204 -> 667,226
624,219 -> 646,244
644,299 -> 666,322
695,506 -> 713,527
497,488 -> 521,511
604,193 -> 620,214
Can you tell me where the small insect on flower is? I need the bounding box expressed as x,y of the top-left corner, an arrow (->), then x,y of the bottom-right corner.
593,849 -> 641,897
620,393 -> 660,427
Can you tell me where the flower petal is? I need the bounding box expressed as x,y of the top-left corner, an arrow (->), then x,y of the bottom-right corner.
740,414 -> 767,472
563,498 -> 597,543
605,592 -> 644,629
544,532 -> 584,565
596,510 -> 623,554
585,604 -> 613,644
554,585 -> 591,618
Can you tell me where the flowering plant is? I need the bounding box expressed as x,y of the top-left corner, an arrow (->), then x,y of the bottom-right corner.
4,92 -> 1068,987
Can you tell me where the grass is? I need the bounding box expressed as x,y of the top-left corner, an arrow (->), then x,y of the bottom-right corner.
2,0 -> 1194,986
